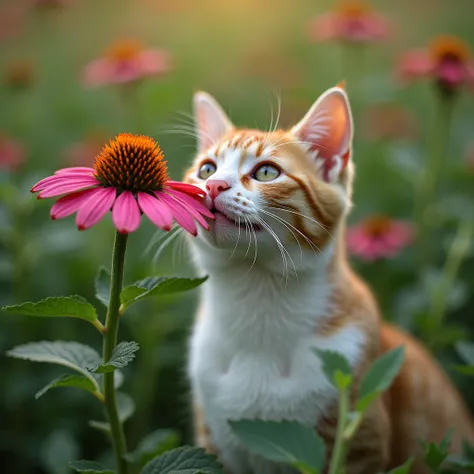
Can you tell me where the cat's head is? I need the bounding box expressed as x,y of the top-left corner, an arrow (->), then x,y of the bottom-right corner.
183,85 -> 354,272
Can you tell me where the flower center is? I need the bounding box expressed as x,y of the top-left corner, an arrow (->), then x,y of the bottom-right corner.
106,39 -> 143,62
93,133 -> 169,193
364,216 -> 391,238
430,35 -> 469,63
336,0 -> 371,18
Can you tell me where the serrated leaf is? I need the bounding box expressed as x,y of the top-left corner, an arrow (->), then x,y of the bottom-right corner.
384,457 -> 414,474
230,419 -> 324,473
120,276 -> 207,310
315,350 -> 352,391
141,446 -> 223,474
7,341 -> 101,392
456,341 -> 474,366
88,341 -> 139,373
125,429 -> 180,466
95,267 -> 111,307
69,460 -> 114,473
89,392 -> 135,434
35,374 -> 99,400
2,296 -> 103,331
356,346 -> 405,412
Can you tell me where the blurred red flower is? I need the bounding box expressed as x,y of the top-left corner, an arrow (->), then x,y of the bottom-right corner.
347,216 -> 413,261
308,1 -> 390,44
360,102 -> 418,142
4,60 -> 34,90
398,35 -> 474,96
82,39 -> 172,87
0,134 -> 25,172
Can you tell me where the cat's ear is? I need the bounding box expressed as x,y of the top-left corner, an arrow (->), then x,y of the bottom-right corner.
194,92 -> 233,153
291,85 -> 353,183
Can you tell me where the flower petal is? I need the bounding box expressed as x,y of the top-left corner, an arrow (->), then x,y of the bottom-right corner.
166,180 -> 206,197
112,190 -> 141,234
32,173 -> 98,192
50,188 -> 98,220
158,193 -> 197,236
37,177 -> 100,198
137,192 -> 173,231
75,187 -> 116,230
165,189 -> 213,230
55,166 -> 95,175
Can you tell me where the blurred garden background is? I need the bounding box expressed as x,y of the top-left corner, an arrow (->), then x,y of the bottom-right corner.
1,0 -> 474,472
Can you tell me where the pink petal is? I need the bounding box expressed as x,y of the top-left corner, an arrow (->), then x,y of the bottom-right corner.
137,192 -> 173,231
166,180 -> 206,197
75,187 -> 117,230
397,49 -> 435,81
50,188 -> 98,219
37,177 -> 100,198
32,173 -> 98,192
55,166 -> 95,175
138,49 -> 172,76
165,192 -> 210,231
158,193 -> 197,236
112,190 -> 141,234
165,188 -> 214,219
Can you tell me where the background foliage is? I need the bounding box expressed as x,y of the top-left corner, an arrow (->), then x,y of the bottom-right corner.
1,0 -> 474,472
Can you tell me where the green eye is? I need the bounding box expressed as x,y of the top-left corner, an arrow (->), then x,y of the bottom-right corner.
198,162 -> 217,180
253,164 -> 280,182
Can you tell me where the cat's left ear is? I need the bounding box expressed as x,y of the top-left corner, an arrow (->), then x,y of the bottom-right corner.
291,84 -> 353,183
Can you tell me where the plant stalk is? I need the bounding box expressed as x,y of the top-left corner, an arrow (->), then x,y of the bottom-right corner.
328,389 -> 350,474
103,231 -> 129,474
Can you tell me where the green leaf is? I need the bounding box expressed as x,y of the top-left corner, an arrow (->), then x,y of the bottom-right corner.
95,267 -> 111,307
384,457 -> 414,474
456,341 -> 474,365
125,429 -> 180,467
229,419 -> 324,473
89,392 -> 135,435
120,276 -> 207,310
87,341 -> 139,374
422,428 -> 452,471
141,446 -> 223,474
452,364 -> 474,375
447,454 -> 474,469
35,374 -> 100,400
2,296 -> 104,332
69,460 -> 114,473
356,346 -> 405,412
315,349 -> 353,391
7,341 -> 101,392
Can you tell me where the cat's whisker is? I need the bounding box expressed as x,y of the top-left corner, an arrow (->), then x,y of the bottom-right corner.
244,215 -> 259,276
229,216 -> 242,260
151,227 -> 182,267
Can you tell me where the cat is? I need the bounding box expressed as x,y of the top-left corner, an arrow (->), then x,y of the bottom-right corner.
183,85 -> 474,474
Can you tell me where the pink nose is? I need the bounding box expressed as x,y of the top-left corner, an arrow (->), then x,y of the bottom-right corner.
206,179 -> 231,199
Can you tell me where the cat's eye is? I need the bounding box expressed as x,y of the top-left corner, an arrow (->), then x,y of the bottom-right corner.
198,162 -> 217,180
252,164 -> 280,182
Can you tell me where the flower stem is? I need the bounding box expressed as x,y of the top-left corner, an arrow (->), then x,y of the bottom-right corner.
428,219 -> 473,348
414,94 -> 454,267
328,388 -> 350,474
103,231 -> 129,474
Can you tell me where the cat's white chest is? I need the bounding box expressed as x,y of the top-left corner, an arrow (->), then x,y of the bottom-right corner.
188,274 -> 365,474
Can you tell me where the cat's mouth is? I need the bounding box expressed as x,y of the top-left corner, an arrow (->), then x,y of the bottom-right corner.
211,208 -> 261,231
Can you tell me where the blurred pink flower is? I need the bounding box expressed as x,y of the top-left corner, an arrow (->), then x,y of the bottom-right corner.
63,132 -> 107,167
31,133 -> 213,234
0,134 -> 25,171
83,39 -> 172,87
347,216 -> 413,261
361,103 -> 418,142
398,35 -> 474,95
308,1 -> 390,44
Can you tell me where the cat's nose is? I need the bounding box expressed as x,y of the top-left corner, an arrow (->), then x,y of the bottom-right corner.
206,179 -> 231,199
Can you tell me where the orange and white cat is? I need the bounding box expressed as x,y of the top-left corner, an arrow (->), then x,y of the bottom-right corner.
184,85 -> 474,474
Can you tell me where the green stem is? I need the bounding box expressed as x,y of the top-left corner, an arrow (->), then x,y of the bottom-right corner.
428,219 -> 474,347
103,232 -> 129,474
328,389 -> 350,474
414,95 -> 455,267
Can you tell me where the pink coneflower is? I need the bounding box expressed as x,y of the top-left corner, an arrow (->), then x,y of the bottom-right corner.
83,39 -> 172,87
308,1 -> 390,44
398,35 -> 474,96
31,133 -> 213,235
347,216 -> 413,261
0,134 -> 25,171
